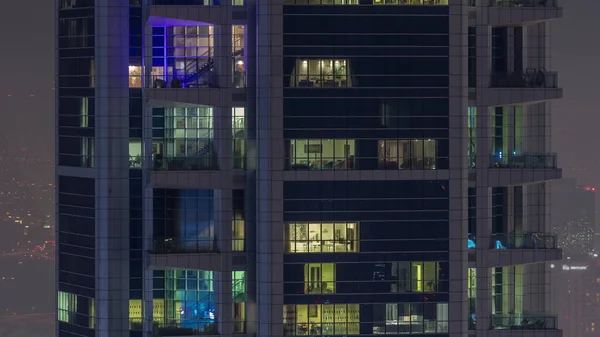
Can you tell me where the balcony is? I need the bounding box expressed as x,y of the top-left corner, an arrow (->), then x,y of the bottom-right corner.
491,313 -> 558,330
490,0 -> 557,7
153,238 -> 217,254
484,233 -> 562,267
148,238 -> 225,271
482,70 -> 562,106
154,322 -> 218,337
491,69 -> 558,89
153,152 -> 218,171
469,0 -> 562,27
469,232 -> 562,267
490,153 -> 557,169
490,233 -> 557,250
151,0 -> 245,5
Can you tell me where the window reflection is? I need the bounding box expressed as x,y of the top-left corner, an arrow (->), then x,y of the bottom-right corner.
372,303 -> 448,334
304,263 -> 335,294
378,139 -> 437,170
288,139 -> 355,170
286,222 -> 359,253
283,304 -> 360,336
292,59 -> 351,88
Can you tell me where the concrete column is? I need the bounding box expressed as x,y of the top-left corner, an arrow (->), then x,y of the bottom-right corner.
507,188 -> 515,233
447,1 -> 469,336
214,22 -> 233,171
214,189 -> 233,253
214,271 -> 233,335
255,1 -> 285,337
94,1 -> 131,337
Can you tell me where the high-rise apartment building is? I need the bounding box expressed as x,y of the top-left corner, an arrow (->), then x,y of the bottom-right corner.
55,1 -> 564,337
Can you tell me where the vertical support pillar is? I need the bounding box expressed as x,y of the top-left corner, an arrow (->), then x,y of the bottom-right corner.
255,1 -> 285,337
214,22 -> 233,171
94,1 -> 131,336
448,1 -> 469,336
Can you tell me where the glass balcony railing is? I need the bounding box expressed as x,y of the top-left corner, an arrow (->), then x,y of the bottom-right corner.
152,238 -> 217,254
151,0 -> 244,5
489,0 -> 557,7
490,69 -> 558,88
153,154 -> 218,171
490,233 -> 557,249
491,314 -> 558,330
154,322 -> 218,336
490,153 -> 557,169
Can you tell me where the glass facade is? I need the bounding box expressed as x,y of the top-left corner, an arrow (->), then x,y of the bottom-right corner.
55,1 -> 562,336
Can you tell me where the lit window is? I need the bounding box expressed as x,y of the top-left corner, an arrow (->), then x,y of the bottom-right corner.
283,304 -> 360,336
286,222 -> 359,253
287,139 -> 355,170
372,303 -> 448,334
128,65 -> 142,88
292,59 -> 350,88
233,212 -> 245,252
